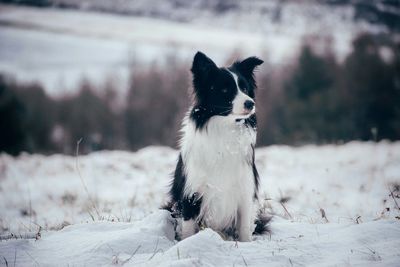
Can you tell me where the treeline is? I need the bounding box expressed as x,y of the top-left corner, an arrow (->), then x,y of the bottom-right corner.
0,33 -> 399,155
0,60 -> 189,155
257,34 -> 400,145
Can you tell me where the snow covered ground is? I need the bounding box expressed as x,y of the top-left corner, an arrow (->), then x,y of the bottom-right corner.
0,3 -> 385,95
1,142 -> 399,266
0,4 -> 267,95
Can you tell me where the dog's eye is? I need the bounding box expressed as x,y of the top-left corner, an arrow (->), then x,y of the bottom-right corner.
222,88 -> 228,93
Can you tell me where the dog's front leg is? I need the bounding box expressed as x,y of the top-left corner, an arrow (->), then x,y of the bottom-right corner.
237,203 -> 253,242
181,219 -> 198,240
180,193 -> 202,240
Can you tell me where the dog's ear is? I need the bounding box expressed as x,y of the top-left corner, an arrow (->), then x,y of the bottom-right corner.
235,57 -> 263,80
191,52 -> 218,92
234,57 -> 263,91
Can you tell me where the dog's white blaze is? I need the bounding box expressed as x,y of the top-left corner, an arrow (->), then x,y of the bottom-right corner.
228,70 -> 255,115
179,112 -> 257,240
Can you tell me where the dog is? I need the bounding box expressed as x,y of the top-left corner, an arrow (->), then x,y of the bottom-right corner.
164,51 -> 269,242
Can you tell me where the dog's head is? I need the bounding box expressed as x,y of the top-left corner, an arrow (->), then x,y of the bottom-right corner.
190,51 -> 263,129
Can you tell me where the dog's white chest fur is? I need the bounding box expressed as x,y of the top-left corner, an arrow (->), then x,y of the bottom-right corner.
180,114 -> 257,231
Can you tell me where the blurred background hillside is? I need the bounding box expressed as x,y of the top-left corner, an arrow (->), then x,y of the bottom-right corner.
0,0 -> 399,155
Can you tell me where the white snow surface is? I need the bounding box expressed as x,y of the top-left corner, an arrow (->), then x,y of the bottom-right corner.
1,142 -> 400,266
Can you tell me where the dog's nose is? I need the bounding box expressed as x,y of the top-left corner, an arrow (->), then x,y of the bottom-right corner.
244,100 -> 255,110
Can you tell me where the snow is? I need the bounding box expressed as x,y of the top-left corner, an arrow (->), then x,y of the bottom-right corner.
0,4 -> 267,95
0,3 -> 387,95
1,215 -> 399,267
1,142 -> 400,266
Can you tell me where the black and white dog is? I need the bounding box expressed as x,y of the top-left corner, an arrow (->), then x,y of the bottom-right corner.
165,51 -> 269,242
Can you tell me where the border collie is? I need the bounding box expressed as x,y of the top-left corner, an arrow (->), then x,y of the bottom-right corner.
165,51 -> 269,242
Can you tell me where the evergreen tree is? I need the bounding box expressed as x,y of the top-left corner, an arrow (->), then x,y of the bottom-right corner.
341,34 -> 400,140
281,45 -> 338,143
0,75 -> 27,155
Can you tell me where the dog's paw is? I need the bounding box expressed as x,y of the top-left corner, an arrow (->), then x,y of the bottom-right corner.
238,233 -> 252,242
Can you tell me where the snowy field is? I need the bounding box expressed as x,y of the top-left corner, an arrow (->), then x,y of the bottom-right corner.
0,3 -> 383,95
0,4 -> 265,95
1,142 -> 399,266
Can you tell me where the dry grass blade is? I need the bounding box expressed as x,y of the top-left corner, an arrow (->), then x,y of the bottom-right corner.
279,202 -> 293,220
2,256 -> 8,267
241,255 -> 248,267
0,232 -> 39,241
35,226 -> 41,241
121,245 -> 142,265
320,208 -> 329,223
389,189 -> 400,211
148,237 -> 164,261
24,251 -> 39,266
75,138 -> 100,219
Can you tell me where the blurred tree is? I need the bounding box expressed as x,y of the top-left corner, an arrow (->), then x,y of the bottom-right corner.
341,34 -> 400,140
16,82 -> 56,153
258,33 -> 400,145
280,45 -> 339,143
0,75 -> 27,155
256,65 -> 289,145
1,0 -> 51,7
57,80 -> 119,153
125,59 -> 188,150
